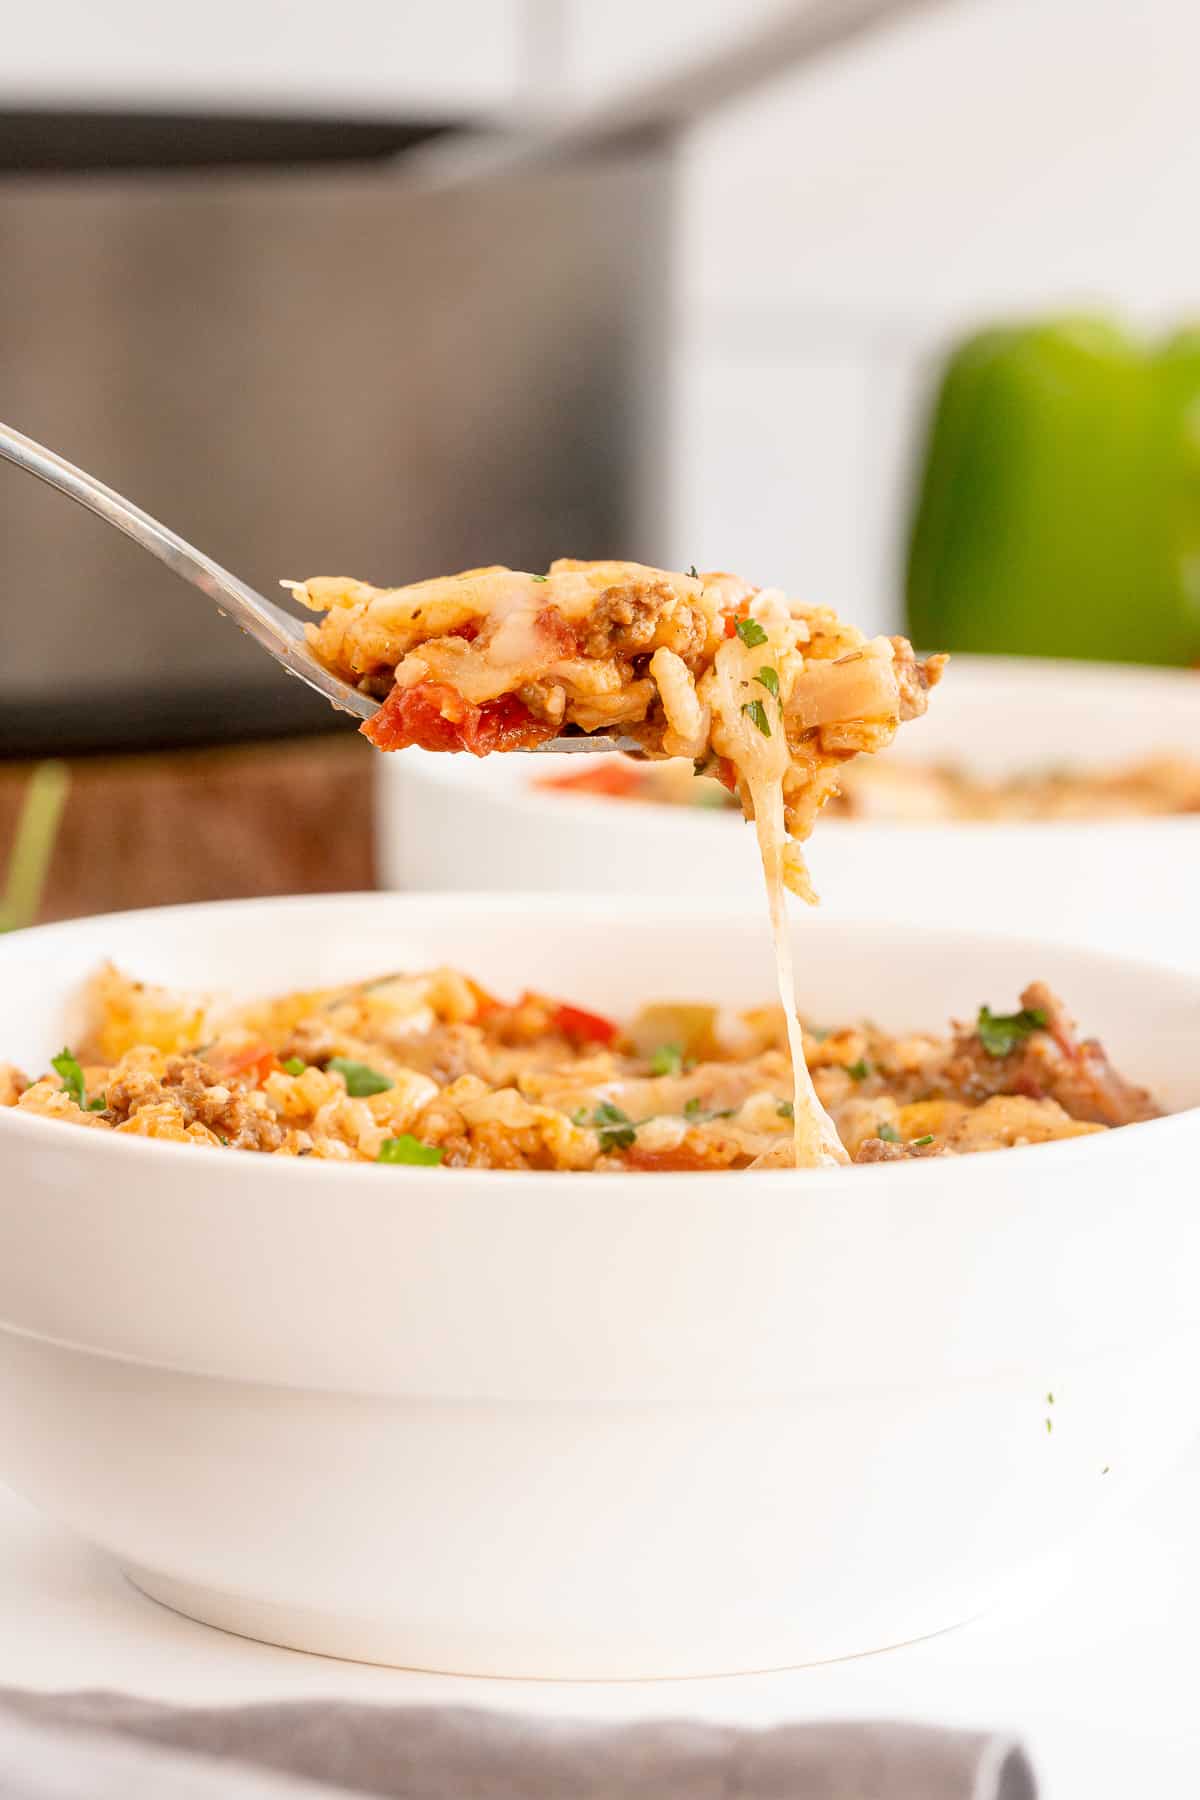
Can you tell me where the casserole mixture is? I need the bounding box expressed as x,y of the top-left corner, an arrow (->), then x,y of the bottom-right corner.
3,967 -> 1159,1169
537,752 -> 1200,821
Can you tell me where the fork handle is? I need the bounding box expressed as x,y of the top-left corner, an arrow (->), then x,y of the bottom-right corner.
0,420 -> 290,643
0,420 -> 376,719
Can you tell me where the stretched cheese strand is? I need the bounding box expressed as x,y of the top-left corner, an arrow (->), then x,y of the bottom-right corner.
710,638 -> 848,1169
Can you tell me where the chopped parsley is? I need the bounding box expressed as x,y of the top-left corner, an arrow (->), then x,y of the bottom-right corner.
282,1057 -> 307,1077
590,1100 -> 637,1151
977,1003 -> 1047,1059
877,1122 -> 901,1143
530,573 -> 548,582
327,1057 -> 394,1098
742,699 -> 771,738
776,1099 -> 794,1121
51,1047 -> 105,1112
735,617 -> 768,648
686,564 -> 699,579
649,1043 -> 684,1077
683,1096 -> 736,1124
570,1106 -> 590,1127
806,1024 -> 830,1043
378,1134 -> 444,1166
846,1058 -> 871,1082
911,1133 -> 935,1147
754,666 -> 780,698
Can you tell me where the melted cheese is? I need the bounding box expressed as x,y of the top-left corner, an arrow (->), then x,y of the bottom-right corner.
709,635 -> 848,1169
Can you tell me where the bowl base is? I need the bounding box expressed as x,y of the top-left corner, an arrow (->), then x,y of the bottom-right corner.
122,1561 -> 976,1682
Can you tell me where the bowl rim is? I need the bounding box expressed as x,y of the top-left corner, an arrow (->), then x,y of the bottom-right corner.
1,890 -> 1197,1191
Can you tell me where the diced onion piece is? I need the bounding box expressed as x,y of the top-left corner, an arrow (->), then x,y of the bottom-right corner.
787,642 -> 900,730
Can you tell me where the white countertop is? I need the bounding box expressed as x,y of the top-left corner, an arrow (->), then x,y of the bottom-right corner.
2,1438 -> 1198,1800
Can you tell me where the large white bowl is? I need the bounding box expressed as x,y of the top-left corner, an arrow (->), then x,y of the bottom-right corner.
376,657 -> 1200,967
1,892 -> 1199,1678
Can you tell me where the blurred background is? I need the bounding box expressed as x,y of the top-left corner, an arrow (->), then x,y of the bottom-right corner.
2,0 -> 1198,923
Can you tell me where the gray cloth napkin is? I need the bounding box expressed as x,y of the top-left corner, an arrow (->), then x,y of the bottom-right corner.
0,1692 -> 1037,1800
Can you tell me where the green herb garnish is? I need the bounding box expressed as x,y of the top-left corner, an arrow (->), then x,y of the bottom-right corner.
776,1099 -> 795,1121
683,1096 -> 736,1123
327,1057 -> 394,1098
530,573 -> 548,582
51,1047 -> 105,1112
977,1004 -> 1048,1059
877,1122 -> 901,1143
735,617 -> 768,648
377,1135 -> 444,1166
686,564 -> 699,580
754,666 -> 780,698
591,1100 -> 637,1151
649,1043 -> 684,1077
742,699 -> 771,738
282,1057 -> 307,1077
570,1107 -> 590,1127
911,1133 -> 935,1147
846,1058 -> 871,1082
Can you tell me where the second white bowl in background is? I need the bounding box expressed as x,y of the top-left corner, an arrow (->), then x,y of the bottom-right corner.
375,657 -> 1200,968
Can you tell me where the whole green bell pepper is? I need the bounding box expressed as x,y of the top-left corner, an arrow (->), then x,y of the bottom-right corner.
905,317 -> 1200,665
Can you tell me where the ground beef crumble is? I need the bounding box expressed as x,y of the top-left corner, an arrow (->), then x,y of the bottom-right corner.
105,1056 -> 285,1151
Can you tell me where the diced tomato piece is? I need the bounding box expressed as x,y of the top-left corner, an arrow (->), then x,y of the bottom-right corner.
715,756 -> 738,793
219,1042 -> 281,1085
624,1144 -> 727,1172
533,604 -> 579,657
363,681 -> 558,755
466,977 -> 501,1020
721,601 -> 752,638
553,1003 -> 619,1046
535,763 -> 643,799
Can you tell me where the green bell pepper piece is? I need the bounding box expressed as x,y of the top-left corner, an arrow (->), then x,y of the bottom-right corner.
905,316 -> 1200,666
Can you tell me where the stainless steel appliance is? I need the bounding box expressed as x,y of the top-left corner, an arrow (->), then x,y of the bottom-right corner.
0,0 -> 941,755
0,134 -> 667,751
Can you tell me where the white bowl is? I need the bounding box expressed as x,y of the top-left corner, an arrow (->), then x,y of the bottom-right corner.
375,657 -> 1200,968
1,892 -> 1199,1678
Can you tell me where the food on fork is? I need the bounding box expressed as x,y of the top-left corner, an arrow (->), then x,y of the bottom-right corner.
291,559 -> 945,889
2,968 -> 1159,1169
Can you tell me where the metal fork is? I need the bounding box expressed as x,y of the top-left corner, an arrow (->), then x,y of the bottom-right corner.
0,421 -> 632,752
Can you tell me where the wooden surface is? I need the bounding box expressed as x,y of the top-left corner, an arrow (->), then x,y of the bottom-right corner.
0,734 -> 377,923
